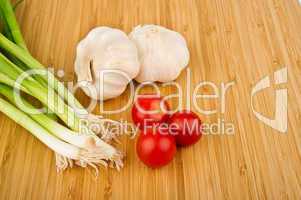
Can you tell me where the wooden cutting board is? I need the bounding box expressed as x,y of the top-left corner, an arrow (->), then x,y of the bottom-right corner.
0,0 -> 300,199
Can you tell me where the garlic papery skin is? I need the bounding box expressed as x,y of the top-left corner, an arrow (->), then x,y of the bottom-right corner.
129,25 -> 190,83
75,27 -> 140,100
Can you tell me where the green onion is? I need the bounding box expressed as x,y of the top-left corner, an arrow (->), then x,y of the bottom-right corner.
0,0 -> 82,114
0,0 -> 123,171
0,0 -> 27,49
0,33 -> 86,113
0,96 -> 107,171
0,33 -> 113,138
0,1 -> 114,137
0,51 -> 123,170
0,53 -> 80,129
0,83 -> 95,149
0,71 -> 28,92
0,72 -> 58,120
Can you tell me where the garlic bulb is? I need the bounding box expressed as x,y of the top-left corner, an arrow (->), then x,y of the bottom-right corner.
75,27 -> 140,100
129,25 -> 190,83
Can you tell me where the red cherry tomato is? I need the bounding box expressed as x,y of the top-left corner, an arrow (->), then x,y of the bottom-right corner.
168,110 -> 202,146
132,94 -> 170,130
136,129 -> 176,168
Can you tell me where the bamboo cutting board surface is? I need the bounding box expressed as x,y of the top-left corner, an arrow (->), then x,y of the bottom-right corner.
0,0 -> 301,199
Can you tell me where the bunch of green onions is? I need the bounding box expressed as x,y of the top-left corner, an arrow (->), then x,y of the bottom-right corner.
0,0 -> 123,173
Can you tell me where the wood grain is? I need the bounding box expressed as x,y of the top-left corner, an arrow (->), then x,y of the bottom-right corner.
0,0 -> 300,199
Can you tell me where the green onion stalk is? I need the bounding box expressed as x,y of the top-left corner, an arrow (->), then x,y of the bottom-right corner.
0,84 -> 120,171
0,14 -> 119,143
0,72 -> 58,120
0,0 -> 26,49
0,42 -> 122,172
0,0 -> 117,132
0,93 -> 112,173
0,0 -> 123,171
